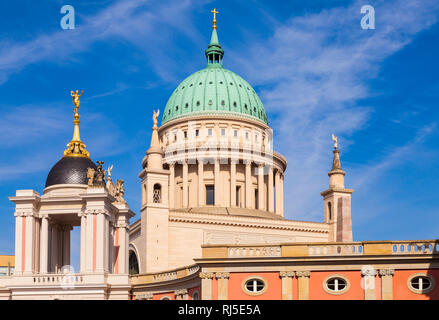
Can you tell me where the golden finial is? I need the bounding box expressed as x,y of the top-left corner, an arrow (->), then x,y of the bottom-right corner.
211,8 -> 219,30
63,90 -> 90,159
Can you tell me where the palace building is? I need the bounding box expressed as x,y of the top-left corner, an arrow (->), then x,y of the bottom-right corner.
0,11 -> 438,300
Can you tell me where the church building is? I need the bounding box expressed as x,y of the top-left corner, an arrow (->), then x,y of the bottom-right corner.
0,10 -> 438,300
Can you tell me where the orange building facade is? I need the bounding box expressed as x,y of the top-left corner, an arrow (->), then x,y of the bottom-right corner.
131,241 -> 439,300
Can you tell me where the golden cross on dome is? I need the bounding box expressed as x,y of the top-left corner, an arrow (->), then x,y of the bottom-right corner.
211,8 -> 219,29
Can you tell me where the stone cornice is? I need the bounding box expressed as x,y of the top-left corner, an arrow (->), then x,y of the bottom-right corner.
158,113 -> 270,133
169,211 -> 329,234
320,188 -> 354,197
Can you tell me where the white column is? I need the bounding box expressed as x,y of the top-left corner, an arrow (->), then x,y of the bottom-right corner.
14,215 -> 23,275
85,214 -> 94,272
198,160 -> 204,206
40,216 -> 49,273
280,173 -> 284,217
96,213 -> 105,272
183,161 -> 188,207
24,215 -> 35,274
118,225 -> 128,274
125,225 -> 129,273
108,223 -> 114,273
200,272 -> 214,300
80,214 -> 87,273
275,170 -> 281,216
268,166 -> 274,212
230,161 -> 236,207
62,226 -> 71,268
214,159 -> 220,206
245,161 -> 252,209
169,163 -> 175,209
258,164 -> 265,211
103,217 -> 109,273
51,224 -> 58,273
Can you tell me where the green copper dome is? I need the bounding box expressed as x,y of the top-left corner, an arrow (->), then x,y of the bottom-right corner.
162,28 -> 268,125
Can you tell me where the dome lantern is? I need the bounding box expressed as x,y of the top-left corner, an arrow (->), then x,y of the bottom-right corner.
205,8 -> 224,67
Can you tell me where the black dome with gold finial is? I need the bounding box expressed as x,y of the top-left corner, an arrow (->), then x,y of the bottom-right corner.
45,90 -> 97,188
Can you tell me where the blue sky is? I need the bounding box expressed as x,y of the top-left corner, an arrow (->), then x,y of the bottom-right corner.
0,0 -> 439,262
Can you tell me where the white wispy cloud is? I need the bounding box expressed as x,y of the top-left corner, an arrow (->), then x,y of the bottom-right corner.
0,0 -> 203,84
227,0 -> 439,220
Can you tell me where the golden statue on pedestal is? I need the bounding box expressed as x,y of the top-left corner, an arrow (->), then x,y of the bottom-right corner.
63,90 -> 90,158
71,90 -> 84,113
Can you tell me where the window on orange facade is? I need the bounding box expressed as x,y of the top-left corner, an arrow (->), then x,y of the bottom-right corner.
245,279 -> 265,293
326,277 -> 347,292
410,276 -> 433,291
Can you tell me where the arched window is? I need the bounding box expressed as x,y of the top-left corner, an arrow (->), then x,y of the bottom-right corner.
192,291 -> 200,300
129,251 -> 139,275
153,184 -> 161,203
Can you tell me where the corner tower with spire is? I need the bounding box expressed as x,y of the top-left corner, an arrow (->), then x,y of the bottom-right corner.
138,109 -> 170,273
320,135 -> 354,242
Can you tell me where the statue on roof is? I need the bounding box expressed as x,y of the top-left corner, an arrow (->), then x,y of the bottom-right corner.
71,90 -> 84,114
331,134 -> 338,150
153,109 -> 160,128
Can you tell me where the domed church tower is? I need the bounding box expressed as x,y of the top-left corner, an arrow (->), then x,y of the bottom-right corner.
8,92 -> 134,300
131,12 -> 335,274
